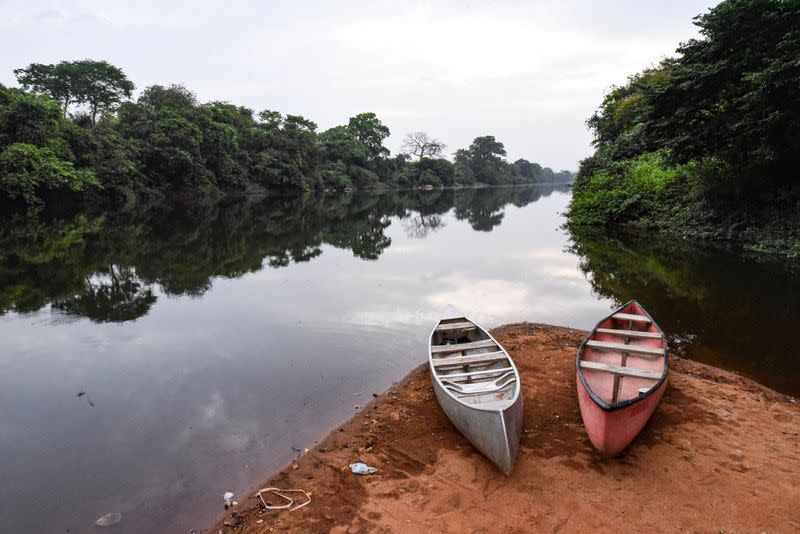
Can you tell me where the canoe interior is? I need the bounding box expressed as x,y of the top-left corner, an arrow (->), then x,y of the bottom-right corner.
579,301 -> 666,406
430,317 -> 517,409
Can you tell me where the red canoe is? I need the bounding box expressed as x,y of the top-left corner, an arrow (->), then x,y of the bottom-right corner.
576,300 -> 668,455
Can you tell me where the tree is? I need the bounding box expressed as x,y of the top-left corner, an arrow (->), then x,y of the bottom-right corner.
512,159 -> 543,182
246,110 -> 321,189
14,62 -> 76,117
0,143 -> 98,206
394,157 -> 455,187
71,60 -> 134,126
0,85 -> 65,148
401,131 -> 446,160
138,84 -> 196,110
458,136 -> 508,185
347,112 -> 390,161
14,60 -> 135,125
468,135 -> 506,162
573,0 -> 800,216
320,125 -> 365,162
641,0 -> 800,184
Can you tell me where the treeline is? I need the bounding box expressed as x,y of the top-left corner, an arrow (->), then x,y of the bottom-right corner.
0,60 -> 572,208
568,0 -> 800,256
0,185 -> 566,322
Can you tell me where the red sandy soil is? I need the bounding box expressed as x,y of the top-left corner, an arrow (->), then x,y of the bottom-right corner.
211,324 -> 800,533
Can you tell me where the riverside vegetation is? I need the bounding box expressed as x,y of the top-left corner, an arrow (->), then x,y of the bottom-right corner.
568,0 -> 800,257
0,62 -> 571,211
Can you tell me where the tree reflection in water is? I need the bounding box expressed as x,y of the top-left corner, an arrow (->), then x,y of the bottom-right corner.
0,185 -> 566,323
568,227 -> 800,395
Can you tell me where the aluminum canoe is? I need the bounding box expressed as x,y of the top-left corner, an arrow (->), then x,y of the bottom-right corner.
428,305 -> 523,475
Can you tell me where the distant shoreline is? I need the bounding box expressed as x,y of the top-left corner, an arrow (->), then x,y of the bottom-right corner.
186,180 -> 574,200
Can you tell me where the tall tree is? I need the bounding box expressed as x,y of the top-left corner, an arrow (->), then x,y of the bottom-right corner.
401,131 -> 446,160
138,84 -> 196,110
512,158 -> 543,181
71,60 -> 134,126
13,62 -> 77,117
14,60 -> 134,125
347,112 -> 390,161
460,136 -> 508,185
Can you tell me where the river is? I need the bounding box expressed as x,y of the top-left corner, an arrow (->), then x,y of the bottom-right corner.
0,185 -> 797,532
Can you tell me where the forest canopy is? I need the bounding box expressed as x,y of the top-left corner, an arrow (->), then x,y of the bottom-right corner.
568,0 -> 800,256
0,60 -> 572,208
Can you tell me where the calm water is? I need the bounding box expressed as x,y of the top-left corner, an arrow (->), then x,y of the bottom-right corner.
0,186 -> 798,533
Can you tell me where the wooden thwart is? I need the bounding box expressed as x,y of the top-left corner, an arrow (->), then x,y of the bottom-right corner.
586,339 -> 664,357
434,321 -> 476,332
611,312 -> 651,323
432,351 -> 507,367
579,360 -> 662,380
430,339 -> 497,354
596,327 -> 661,339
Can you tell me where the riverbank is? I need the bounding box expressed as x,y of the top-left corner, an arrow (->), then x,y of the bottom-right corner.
568,181 -> 800,259
212,323 -> 799,533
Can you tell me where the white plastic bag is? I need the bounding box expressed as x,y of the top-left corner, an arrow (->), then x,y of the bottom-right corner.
349,462 -> 378,475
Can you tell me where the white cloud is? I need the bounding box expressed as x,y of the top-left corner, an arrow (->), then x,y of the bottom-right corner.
425,274 -> 530,318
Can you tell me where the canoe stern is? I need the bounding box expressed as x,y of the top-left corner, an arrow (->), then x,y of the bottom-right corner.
431,375 -> 523,475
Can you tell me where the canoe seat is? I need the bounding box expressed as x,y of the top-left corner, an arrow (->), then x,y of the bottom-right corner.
439,366 -> 514,379
432,351 -> 507,368
611,312 -> 651,323
579,360 -> 663,380
595,328 -> 661,340
442,372 -> 516,395
585,340 -> 664,358
430,339 -> 497,354
435,321 -> 476,332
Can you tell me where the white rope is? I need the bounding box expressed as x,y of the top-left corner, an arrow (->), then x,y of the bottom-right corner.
257,487 -> 311,512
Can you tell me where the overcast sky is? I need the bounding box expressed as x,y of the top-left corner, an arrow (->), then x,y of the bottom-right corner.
0,0 -> 719,170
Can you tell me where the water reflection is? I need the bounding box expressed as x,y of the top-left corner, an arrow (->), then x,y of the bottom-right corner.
568,227 -> 800,395
2,184 -> 798,533
0,185 -> 563,323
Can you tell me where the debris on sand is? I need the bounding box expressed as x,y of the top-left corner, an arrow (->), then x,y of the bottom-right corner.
349,462 -> 377,475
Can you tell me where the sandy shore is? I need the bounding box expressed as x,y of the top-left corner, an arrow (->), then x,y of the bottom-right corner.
212,323 -> 800,533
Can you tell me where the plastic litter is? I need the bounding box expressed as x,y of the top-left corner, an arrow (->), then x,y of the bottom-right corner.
94,512 -> 122,527
257,487 -> 311,512
349,462 -> 378,475
223,491 -> 234,508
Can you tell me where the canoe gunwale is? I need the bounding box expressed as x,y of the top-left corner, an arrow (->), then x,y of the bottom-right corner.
576,299 -> 669,413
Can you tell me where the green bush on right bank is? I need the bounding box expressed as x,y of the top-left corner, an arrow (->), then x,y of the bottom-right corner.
569,152 -> 689,226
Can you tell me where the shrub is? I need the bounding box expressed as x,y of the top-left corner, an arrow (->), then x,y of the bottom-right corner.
568,152 -> 687,226
0,143 -> 98,205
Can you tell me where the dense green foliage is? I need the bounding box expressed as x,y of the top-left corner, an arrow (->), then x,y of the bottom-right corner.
0,143 -> 98,205
568,153 -> 690,226
453,136 -> 572,186
0,63 -> 572,209
569,0 -> 800,256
